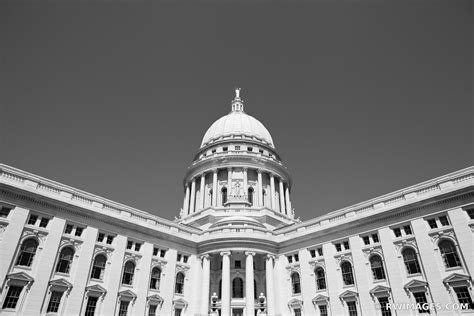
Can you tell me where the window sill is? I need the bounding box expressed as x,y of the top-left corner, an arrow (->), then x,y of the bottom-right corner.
407,273 -> 423,278
14,265 -> 32,271
89,278 -> 104,283
54,272 -> 70,277
445,266 -> 463,272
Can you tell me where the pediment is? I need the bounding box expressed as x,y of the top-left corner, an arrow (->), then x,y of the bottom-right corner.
86,284 -> 107,295
339,290 -> 358,300
404,279 -> 428,290
288,298 -> 303,308
148,293 -> 164,304
118,289 -> 137,299
370,285 -> 391,295
443,273 -> 471,284
49,278 -> 73,290
7,271 -> 34,283
312,294 -> 329,304
173,297 -> 188,309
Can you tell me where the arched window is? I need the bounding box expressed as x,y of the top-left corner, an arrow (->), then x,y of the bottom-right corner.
341,262 -> 354,286
291,272 -> 301,294
439,240 -> 462,268
90,254 -> 106,280
222,188 -> 228,205
150,267 -> 162,290
315,267 -> 326,290
402,248 -> 421,274
175,272 -> 185,294
56,247 -> 75,274
262,189 -> 267,207
370,255 -> 386,280
122,261 -> 135,285
209,189 -> 213,206
232,278 -> 244,298
248,187 -> 254,205
16,238 -> 39,267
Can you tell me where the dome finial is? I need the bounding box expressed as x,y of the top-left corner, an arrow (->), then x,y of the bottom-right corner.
232,87 -> 244,112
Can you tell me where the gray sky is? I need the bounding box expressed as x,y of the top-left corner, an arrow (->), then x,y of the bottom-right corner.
1,0 -> 472,221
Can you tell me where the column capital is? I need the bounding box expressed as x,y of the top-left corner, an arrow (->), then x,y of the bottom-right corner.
200,254 -> 210,261
266,254 -> 275,261
201,172 -> 207,177
243,167 -> 248,171
245,251 -> 256,257
227,167 -> 233,172
270,174 -> 274,179
220,251 -> 231,257
257,168 -> 263,174
191,177 -> 197,182
212,168 -> 218,174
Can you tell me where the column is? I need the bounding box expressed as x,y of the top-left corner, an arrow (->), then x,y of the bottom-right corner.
183,184 -> 190,214
270,174 -> 275,210
227,168 -> 232,189
279,178 -> 285,214
257,170 -> 263,207
221,252 -> 231,316
212,169 -> 218,207
200,255 -> 211,315
245,252 -> 255,316
243,168 -> 248,195
285,185 -> 291,216
200,173 -> 206,209
189,178 -> 196,214
265,255 -> 275,316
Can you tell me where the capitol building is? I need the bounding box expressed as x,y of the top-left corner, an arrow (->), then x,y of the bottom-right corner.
0,89 -> 473,316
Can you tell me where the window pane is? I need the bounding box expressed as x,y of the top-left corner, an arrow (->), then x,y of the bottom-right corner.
347,301 -> 358,316
85,296 -> 98,316
47,291 -> 63,313
2,286 -> 23,309
453,287 -> 474,310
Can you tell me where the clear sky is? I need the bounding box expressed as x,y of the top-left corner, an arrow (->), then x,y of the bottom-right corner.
1,0 -> 472,221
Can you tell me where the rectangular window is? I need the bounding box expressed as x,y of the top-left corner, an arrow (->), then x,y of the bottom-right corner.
310,249 -> 316,258
363,236 -> 370,245
439,216 -> 449,226
153,247 -> 159,256
46,291 -> 63,313
211,149 -> 216,154
149,304 -> 158,316
28,214 -> 38,225
259,149 -> 264,154
413,292 -> 430,314
378,297 -> 392,316
287,256 -> 293,263
126,241 -> 133,250
85,296 -> 98,316
294,254 -> 299,262
453,287 -> 474,310
177,254 -> 182,261
372,234 -> 379,243
65,224 -> 74,234
317,248 -> 323,256
75,227 -> 83,237
106,235 -> 114,244
2,285 -> 23,309
343,241 -> 350,250
97,233 -> 105,243
223,147 -> 228,152
235,260 -> 241,268
183,255 -> 189,263
347,301 -> 358,316
235,146 -> 240,150
0,207 -> 10,218
39,217 -> 49,228
160,249 -> 166,258
403,225 -> 412,235
335,243 -> 342,252
134,243 -> 141,252
294,308 -> 301,316
427,219 -> 437,229
393,228 -> 402,237
247,147 -> 253,152
175,308 -> 182,316
119,301 -> 130,316
319,305 -> 328,316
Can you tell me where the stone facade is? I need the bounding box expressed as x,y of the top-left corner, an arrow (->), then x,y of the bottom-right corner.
0,90 -> 473,316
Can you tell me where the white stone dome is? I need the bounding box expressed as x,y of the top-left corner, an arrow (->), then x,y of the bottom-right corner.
200,94 -> 274,149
